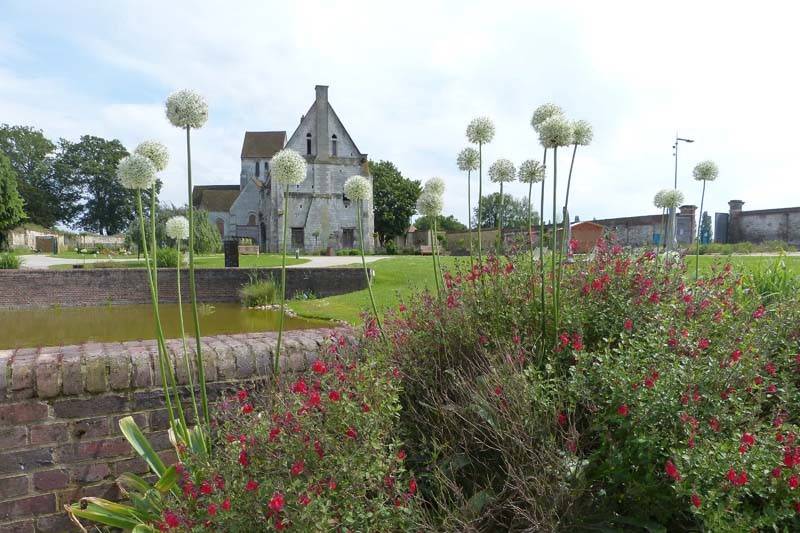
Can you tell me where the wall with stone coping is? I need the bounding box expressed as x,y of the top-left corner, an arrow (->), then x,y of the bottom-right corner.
0,268 -> 367,309
0,329 -> 333,532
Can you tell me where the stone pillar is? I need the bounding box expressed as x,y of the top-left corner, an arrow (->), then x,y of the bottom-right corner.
223,239 -> 239,268
728,200 -> 744,243
315,85 -> 329,161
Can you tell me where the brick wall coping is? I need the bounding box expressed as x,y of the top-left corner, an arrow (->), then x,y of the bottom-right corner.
0,329 -> 340,402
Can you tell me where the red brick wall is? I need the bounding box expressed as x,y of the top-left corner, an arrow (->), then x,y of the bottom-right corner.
0,268 -> 368,309
0,329 -> 333,532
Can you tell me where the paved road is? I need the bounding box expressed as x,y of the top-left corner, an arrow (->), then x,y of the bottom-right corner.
19,254 -> 392,270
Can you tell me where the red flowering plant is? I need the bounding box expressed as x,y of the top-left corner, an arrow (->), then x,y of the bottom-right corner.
148,330 -> 415,531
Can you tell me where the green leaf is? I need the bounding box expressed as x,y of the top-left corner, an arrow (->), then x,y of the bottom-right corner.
154,465 -> 177,493
117,472 -> 151,495
66,498 -> 144,530
118,416 -> 166,477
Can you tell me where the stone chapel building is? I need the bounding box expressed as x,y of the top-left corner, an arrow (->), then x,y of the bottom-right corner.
192,85 -> 374,253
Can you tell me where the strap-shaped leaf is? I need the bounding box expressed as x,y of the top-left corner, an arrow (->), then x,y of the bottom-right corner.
154,465 -> 178,493
119,416 -> 166,477
66,498 -> 143,530
117,472 -> 152,496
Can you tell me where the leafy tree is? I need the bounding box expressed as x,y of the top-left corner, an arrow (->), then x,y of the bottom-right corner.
700,211 -> 712,244
126,204 -> 221,255
0,153 -> 26,249
370,160 -> 421,244
415,214 -> 467,233
475,193 -> 537,230
0,124 -> 80,227
53,135 -> 150,235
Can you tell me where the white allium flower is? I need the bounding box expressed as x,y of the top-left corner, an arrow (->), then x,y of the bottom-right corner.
572,120 -> 593,146
466,117 -> 495,144
653,189 -> 668,209
416,191 -> 443,217
117,154 -> 157,190
134,141 -> 169,172
271,149 -> 307,185
165,89 -> 209,129
538,114 -> 574,148
165,216 -> 190,240
343,175 -> 372,201
661,189 -> 685,209
423,177 -> 446,196
518,159 -> 544,183
531,103 -> 563,132
488,159 -> 516,183
457,147 -> 480,172
693,160 -> 719,182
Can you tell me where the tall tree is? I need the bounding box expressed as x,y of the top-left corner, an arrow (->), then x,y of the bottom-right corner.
0,124 -> 80,227
0,153 -> 26,248
126,204 -> 221,254
414,214 -> 467,233
474,192 -> 536,230
53,135 -> 140,235
369,160 -> 421,244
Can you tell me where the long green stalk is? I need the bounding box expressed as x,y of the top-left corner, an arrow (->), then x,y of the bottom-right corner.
498,182 -> 504,256
477,143 -> 483,262
274,185 -> 289,376
527,176 -> 535,269
358,200 -> 385,337
467,169 -> 474,270
539,149 -> 547,357
430,227 -> 441,298
551,146 -> 559,347
175,237 -> 202,444
695,180 -> 707,279
556,144 -> 578,309
185,126 -> 209,428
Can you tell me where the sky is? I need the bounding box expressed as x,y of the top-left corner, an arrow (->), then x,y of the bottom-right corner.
1,0 -> 799,229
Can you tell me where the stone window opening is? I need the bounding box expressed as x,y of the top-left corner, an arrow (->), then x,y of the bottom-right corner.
255,161 -> 260,177
343,193 -> 351,208
248,213 -> 257,226
306,133 -> 312,155
331,134 -> 338,157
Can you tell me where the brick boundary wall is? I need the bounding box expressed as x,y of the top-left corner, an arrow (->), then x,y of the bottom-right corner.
0,268 -> 368,309
0,328 -> 337,532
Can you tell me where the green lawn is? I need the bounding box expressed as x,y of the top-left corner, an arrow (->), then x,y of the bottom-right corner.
694,254 -> 800,275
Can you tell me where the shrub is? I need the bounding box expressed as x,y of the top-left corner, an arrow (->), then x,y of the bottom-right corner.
155,333 -> 415,531
239,275 -> 277,307
0,252 -> 21,269
384,239 -> 397,255
156,247 -> 181,268
335,248 -> 360,256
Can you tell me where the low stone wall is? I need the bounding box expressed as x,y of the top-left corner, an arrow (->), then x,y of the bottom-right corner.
0,268 -> 367,309
0,329 -> 335,532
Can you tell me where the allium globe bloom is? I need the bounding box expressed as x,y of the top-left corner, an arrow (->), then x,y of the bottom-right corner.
117,154 -> 157,190
488,159 -> 516,183
572,120 -> 593,146
693,160 -> 719,182
134,141 -> 170,172
654,189 -> 669,209
531,103 -> 564,132
518,159 -> 545,183
165,216 -> 190,240
416,191 -> 443,217
466,117 -> 495,144
661,189 -> 685,209
538,114 -> 574,148
343,175 -> 371,201
165,89 -> 209,129
457,147 -> 480,172
423,177 -> 446,196
271,149 -> 307,185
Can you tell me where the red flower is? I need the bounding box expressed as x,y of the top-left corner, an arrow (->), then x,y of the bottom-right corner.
269,426 -> 281,442
409,477 -> 417,495
753,305 -> 766,319
493,386 -> 503,396
221,498 -> 231,511
623,319 -> 633,331
314,440 -> 324,459
275,517 -> 288,530
765,361 -> 777,376
311,359 -> 328,374
236,389 -> 248,402
691,493 -> 701,508
791,475 -> 800,490
241,403 -> 253,414
245,479 -> 259,492
298,492 -> 311,506
238,450 -> 249,467
617,404 -> 629,417
665,460 -> 681,482
164,510 -> 180,528
740,432 -> 755,454
698,338 -> 710,350
730,349 -> 742,364
199,480 -> 213,495
397,449 -> 407,461
207,503 -> 217,516
328,389 -> 341,401
290,460 -> 305,476
308,391 -> 321,408
772,467 -> 782,478
291,378 -> 308,394
708,418 -> 720,432
557,411 -> 568,427
268,491 -> 285,513
345,426 -> 358,439
727,468 -> 748,487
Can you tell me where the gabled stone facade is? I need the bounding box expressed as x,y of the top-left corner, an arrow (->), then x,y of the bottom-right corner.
194,85 -> 374,253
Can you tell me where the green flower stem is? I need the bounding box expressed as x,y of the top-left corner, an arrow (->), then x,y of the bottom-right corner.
358,200 -> 385,338
185,126 -> 209,428
136,192 -> 183,446
552,146 -> 559,347
175,237 -> 203,448
477,142 -> 483,262
539,148 -> 547,359
274,186 -> 289,376
556,144 -> 578,313
695,180 -> 707,279
527,177 -> 534,268
468,169 -> 474,270
498,182 -> 504,256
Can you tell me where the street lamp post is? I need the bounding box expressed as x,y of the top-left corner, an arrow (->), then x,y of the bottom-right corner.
668,134 -> 694,249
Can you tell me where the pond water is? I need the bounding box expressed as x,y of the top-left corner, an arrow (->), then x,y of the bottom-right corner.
0,303 -> 329,349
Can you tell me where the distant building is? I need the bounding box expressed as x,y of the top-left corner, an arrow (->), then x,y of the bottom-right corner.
193,85 -> 374,253
715,200 -> 800,246
592,205 -> 697,246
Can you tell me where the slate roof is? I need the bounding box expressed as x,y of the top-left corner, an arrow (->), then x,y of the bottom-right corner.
192,185 -> 240,212
240,131 -> 286,159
